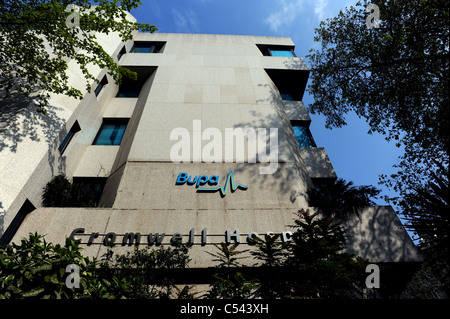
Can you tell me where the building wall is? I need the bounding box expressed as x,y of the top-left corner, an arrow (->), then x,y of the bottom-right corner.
10,205 -> 422,267
2,30 -> 420,270
0,13 -> 137,238
97,33 -> 335,211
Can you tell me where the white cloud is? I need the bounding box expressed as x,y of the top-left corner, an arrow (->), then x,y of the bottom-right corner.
264,0 -> 304,32
171,8 -> 200,32
264,0 -> 329,32
313,0 -> 328,21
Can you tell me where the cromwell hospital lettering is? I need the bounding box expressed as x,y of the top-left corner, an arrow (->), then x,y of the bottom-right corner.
69,228 -> 294,247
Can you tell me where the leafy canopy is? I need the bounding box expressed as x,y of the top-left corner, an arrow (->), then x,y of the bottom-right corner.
0,0 -> 157,113
307,0 -> 448,153
0,233 -> 128,299
307,0 -> 449,272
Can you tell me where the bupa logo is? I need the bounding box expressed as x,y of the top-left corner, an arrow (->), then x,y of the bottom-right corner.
176,171 -> 248,197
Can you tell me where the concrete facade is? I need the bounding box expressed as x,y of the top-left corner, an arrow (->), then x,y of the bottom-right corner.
1,27 -> 421,275
11,205 -> 420,268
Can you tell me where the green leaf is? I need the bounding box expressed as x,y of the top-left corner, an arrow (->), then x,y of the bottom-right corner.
7,285 -> 22,294
22,287 -> 45,298
32,264 -> 52,274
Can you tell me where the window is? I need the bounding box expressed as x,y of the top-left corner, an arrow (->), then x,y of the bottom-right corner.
58,121 -> 81,154
116,86 -> 141,98
292,125 -> 314,147
265,69 -> 308,101
72,177 -> 107,206
130,41 -> 165,53
116,74 -> 142,98
117,46 -> 126,61
94,75 -> 108,97
280,90 -> 294,101
115,66 -> 156,98
0,199 -> 35,246
269,50 -> 296,57
256,44 -> 297,57
93,119 -> 128,146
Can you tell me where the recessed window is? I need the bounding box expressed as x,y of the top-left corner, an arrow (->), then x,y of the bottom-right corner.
257,44 -> 297,57
0,199 -> 35,246
116,86 -> 141,98
115,66 -> 156,98
280,90 -> 294,101
265,69 -> 308,101
93,119 -> 128,146
117,46 -> 126,61
130,41 -> 165,53
116,74 -> 142,98
292,125 -> 315,147
72,177 -> 107,207
58,121 -> 81,154
94,75 -> 108,97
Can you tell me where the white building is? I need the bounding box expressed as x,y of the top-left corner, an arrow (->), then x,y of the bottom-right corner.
0,15 -> 421,292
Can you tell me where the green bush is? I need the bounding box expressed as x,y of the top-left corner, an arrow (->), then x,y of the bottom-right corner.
0,233 -> 127,299
42,174 -> 99,207
99,245 -> 193,299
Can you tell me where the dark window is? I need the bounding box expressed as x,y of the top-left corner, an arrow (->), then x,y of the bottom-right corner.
130,41 -> 165,53
58,121 -> 81,154
115,66 -> 157,98
291,121 -> 315,147
94,75 -> 108,97
117,46 -> 126,61
72,177 -> 107,207
0,199 -> 35,246
265,69 -> 308,101
280,90 -> 294,101
116,86 -> 141,98
116,74 -> 143,98
93,119 -> 128,146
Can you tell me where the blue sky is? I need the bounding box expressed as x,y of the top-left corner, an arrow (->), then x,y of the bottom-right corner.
129,0 -> 404,206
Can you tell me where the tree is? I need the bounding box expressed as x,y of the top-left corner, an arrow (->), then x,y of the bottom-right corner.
306,0 -> 449,291
0,0 -> 157,113
398,163 -> 449,297
0,233 -> 128,299
249,234 -> 288,298
284,209 -> 367,298
307,0 -> 448,151
207,211 -> 369,299
0,233 -> 193,299
206,243 -> 254,299
99,245 -> 193,299
306,178 -> 380,221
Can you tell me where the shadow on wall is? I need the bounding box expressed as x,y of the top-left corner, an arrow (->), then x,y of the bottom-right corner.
0,202 -> 4,242
0,92 -> 65,153
298,147 -> 336,179
0,91 -> 67,239
227,85 -> 309,205
225,62 -> 313,205
344,206 -> 422,263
